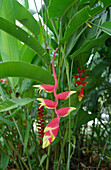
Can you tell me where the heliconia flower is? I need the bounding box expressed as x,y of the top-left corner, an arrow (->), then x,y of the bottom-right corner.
37,98 -> 56,109
42,117 -> 59,148
73,62 -> 87,102
57,107 -> 76,117
57,91 -> 76,100
34,49 -> 77,148
78,87 -> 84,101
33,84 -> 55,93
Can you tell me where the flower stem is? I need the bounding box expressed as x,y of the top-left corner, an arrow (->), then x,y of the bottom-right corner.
46,145 -> 51,170
58,123 -> 68,168
67,60 -> 73,169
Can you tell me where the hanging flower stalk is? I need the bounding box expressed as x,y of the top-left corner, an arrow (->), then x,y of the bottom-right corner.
73,63 -> 87,101
37,104 -> 44,144
34,48 -> 76,148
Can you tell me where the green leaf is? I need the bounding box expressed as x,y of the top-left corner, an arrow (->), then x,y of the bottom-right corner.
0,17 -> 50,65
0,98 -> 35,112
12,0 -> 39,36
86,61 -> 108,91
63,0 -> 111,42
23,121 -> 30,153
48,0 -> 78,18
0,0 -> 19,61
101,21 -> 111,36
0,151 -> 9,169
79,0 -> 90,6
21,46 -> 35,63
39,5 -> 55,34
0,61 -> 54,84
44,0 -> 50,7
39,154 -> 47,166
28,146 -> 35,155
0,116 -> 14,126
76,110 -> 97,127
20,79 -> 30,94
63,6 -> 91,41
71,33 -> 109,59
0,0 -> 19,87
65,27 -> 83,57
24,0 -> 29,9
5,108 -> 20,118
0,85 -> 7,100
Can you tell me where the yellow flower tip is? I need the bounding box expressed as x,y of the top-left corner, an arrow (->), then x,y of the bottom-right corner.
86,21 -> 92,28
44,127 -> 48,133
79,98 -> 82,102
71,107 -> 76,111
33,85 -> 40,88
33,85 -> 42,93
39,89 -> 42,94
37,98 -> 43,102
70,91 -> 76,94
39,103 -> 44,109
78,95 -> 84,102
68,107 -> 76,115
37,98 -> 44,108
42,138 -> 50,148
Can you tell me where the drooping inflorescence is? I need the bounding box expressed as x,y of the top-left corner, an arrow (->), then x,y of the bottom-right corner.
34,48 -> 76,148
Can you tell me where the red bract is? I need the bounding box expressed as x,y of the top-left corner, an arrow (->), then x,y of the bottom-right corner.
42,117 -> 59,148
75,80 -> 82,86
37,98 -> 56,109
33,84 -> 55,93
34,49 -> 76,148
82,82 -> 87,87
57,107 -> 76,117
80,77 -> 87,81
73,74 -> 81,79
77,63 -> 85,74
57,91 -> 76,100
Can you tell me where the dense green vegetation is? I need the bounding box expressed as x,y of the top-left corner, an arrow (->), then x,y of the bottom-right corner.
0,0 -> 111,169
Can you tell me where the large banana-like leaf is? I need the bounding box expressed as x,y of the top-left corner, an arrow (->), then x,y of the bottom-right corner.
71,33 -> 109,59
101,21 -> 111,36
63,0 -> 111,42
0,61 -> 54,84
0,98 -> 35,112
48,0 -> 78,18
0,17 -> 50,65
0,0 -> 19,88
12,0 -> 40,36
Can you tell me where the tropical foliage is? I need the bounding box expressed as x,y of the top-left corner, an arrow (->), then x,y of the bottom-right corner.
0,0 -> 111,169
